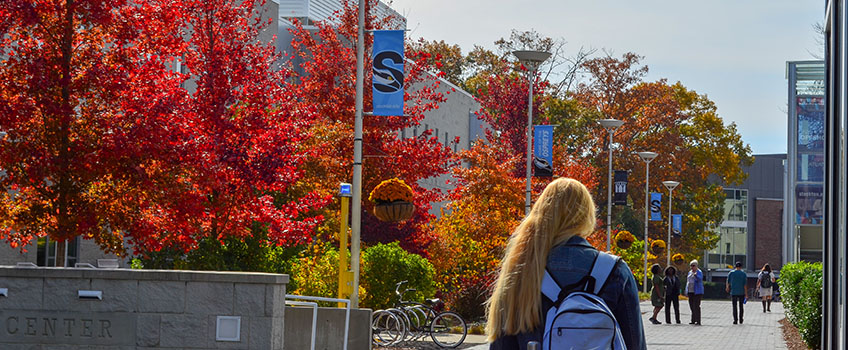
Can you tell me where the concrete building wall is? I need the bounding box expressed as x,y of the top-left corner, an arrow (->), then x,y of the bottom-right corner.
407,74 -> 483,215
754,198 -> 783,270
0,267 -> 288,349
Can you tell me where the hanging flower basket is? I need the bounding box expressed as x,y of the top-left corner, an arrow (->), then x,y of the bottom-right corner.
615,230 -> 635,250
374,201 -> 415,222
369,178 -> 415,222
651,240 -> 666,255
672,253 -> 686,267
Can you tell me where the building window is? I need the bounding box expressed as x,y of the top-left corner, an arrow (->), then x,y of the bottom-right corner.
36,236 -> 80,267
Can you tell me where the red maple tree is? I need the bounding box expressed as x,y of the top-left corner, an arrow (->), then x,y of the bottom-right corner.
126,0 -> 330,254
0,0 -> 191,264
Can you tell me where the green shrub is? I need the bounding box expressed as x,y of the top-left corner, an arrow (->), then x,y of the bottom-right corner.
779,261 -> 822,349
288,243 -> 340,303
702,281 -> 728,300
361,242 -> 435,310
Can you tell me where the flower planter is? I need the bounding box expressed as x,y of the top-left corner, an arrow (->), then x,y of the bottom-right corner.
651,241 -> 666,255
616,240 -> 633,250
374,201 -> 415,222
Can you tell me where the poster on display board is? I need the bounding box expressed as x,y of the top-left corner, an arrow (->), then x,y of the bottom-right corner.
798,153 -> 824,182
796,96 -> 825,153
796,184 -> 823,225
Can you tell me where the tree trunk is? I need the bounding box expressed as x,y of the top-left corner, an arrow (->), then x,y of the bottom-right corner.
56,240 -> 67,267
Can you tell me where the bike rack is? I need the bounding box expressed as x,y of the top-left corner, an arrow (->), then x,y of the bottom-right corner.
285,295 -> 350,350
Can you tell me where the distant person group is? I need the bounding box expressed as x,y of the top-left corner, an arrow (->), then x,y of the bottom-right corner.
649,259 -> 777,327
647,260 -> 704,325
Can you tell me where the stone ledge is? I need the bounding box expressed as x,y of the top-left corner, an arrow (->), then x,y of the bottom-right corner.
0,267 -> 288,285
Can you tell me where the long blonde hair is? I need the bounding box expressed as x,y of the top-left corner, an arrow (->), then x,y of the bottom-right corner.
485,178 -> 597,340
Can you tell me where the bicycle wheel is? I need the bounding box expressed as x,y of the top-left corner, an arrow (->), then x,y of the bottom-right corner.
406,305 -> 435,340
429,311 -> 467,348
372,309 -> 405,347
386,307 -> 413,342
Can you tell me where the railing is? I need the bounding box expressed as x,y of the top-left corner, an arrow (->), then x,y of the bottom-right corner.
285,294 -> 351,350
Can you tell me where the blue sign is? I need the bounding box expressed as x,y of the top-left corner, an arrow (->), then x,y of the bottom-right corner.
650,192 -> 662,221
339,183 -> 352,197
672,214 -> 682,237
533,125 -> 554,177
372,30 -> 405,116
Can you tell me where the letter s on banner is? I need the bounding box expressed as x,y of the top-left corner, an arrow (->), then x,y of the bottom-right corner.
372,30 -> 405,116
650,192 -> 662,221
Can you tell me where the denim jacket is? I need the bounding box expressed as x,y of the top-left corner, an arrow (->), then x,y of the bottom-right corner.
489,235 -> 647,350
685,268 -> 704,295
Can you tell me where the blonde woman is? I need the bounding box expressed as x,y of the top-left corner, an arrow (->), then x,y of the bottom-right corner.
486,178 -> 646,350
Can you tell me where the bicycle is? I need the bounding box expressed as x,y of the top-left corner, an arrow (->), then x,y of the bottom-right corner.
372,281 -> 468,348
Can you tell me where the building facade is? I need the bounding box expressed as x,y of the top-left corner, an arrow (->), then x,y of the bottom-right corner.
705,154 -> 785,283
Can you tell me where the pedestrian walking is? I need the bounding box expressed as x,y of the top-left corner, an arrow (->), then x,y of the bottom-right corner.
648,264 -> 664,325
686,260 -> 704,325
663,266 -> 681,324
756,263 -> 776,312
485,178 -> 646,350
726,261 -> 747,324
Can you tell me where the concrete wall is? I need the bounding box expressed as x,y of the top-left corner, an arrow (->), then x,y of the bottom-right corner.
0,267 -> 288,350
284,306 -> 371,350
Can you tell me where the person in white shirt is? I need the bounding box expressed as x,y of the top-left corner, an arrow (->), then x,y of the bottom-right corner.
756,263 -> 776,312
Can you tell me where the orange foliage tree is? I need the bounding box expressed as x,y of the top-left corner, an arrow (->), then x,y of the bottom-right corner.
569,52 -> 753,260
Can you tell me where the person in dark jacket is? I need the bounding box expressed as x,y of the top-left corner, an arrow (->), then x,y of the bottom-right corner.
663,266 -> 681,324
486,178 -> 646,350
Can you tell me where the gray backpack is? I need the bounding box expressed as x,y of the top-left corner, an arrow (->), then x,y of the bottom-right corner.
540,251 -> 626,350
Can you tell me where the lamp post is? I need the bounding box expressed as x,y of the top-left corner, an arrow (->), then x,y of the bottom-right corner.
662,180 -> 680,266
599,119 -> 624,251
513,50 -> 551,215
637,151 -> 658,293
349,0 -> 366,308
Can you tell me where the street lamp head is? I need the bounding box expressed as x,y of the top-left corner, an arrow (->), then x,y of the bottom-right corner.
598,118 -> 625,131
662,181 -> 680,190
512,50 -> 552,71
636,151 -> 658,163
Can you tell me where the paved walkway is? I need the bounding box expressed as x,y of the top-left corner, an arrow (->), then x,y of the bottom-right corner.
460,299 -> 787,350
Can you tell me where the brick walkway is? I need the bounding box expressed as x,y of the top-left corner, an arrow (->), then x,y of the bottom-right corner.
460,299 -> 788,350
641,299 -> 787,349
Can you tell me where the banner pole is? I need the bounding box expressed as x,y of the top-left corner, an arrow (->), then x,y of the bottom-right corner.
350,0 -> 365,309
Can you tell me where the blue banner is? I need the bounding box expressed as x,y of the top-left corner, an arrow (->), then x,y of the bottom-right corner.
372,30 -> 405,116
533,125 -> 553,177
650,192 -> 662,221
672,214 -> 682,237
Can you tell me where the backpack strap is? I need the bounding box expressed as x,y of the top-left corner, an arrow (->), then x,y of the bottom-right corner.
588,252 -> 620,295
541,268 -> 561,304
541,251 -> 621,303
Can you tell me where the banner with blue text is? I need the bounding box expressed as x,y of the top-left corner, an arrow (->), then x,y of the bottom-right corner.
533,125 -> 554,177
372,30 -> 405,116
672,214 -> 682,237
650,192 -> 662,221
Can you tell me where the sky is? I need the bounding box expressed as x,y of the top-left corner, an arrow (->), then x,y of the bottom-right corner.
387,0 -> 825,155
